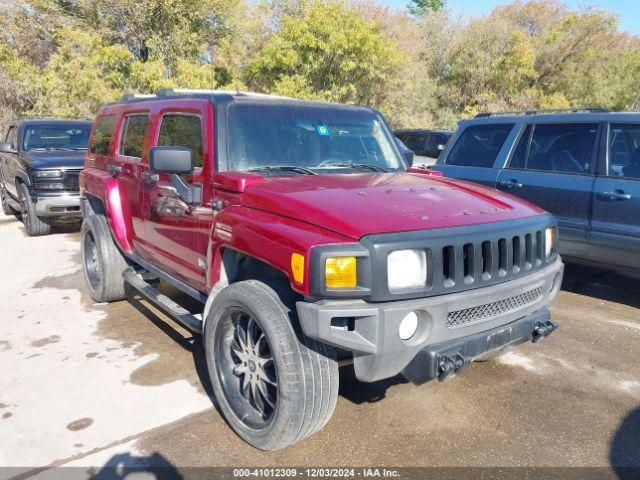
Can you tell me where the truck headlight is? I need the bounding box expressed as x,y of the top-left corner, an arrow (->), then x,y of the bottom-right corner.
325,256 -> 357,289
387,249 -> 427,291
34,170 -> 62,179
545,227 -> 557,258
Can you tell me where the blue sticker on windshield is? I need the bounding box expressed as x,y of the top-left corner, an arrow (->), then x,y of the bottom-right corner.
317,124 -> 330,136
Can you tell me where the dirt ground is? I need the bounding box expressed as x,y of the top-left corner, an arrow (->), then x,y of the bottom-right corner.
0,212 -> 638,480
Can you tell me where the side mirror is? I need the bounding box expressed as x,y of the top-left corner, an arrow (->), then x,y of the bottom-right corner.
149,146 -> 194,174
437,144 -> 446,151
0,142 -> 16,154
148,146 -> 201,205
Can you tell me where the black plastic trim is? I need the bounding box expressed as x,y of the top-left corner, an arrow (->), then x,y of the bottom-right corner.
360,214 -> 557,302
308,243 -> 372,299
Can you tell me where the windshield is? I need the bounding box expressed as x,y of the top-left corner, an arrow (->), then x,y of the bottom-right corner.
227,102 -> 403,173
23,123 -> 92,151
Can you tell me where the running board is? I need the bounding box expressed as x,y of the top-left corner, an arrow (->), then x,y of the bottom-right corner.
124,268 -> 203,334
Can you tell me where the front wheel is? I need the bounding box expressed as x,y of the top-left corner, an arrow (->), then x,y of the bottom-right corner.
205,280 -> 339,451
18,183 -> 51,236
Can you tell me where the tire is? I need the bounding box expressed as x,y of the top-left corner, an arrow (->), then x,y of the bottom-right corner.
81,214 -> 130,303
204,280 -> 339,451
1,185 -> 18,216
18,183 -> 51,236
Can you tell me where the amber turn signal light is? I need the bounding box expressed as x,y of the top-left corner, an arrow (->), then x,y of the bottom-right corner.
291,253 -> 305,284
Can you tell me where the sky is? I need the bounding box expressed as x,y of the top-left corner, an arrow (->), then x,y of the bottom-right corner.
376,0 -> 640,35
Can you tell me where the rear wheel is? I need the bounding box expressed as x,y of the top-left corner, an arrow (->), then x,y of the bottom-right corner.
81,214 -> 130,302
205,280 -> 339,451
18,183 -> 51,236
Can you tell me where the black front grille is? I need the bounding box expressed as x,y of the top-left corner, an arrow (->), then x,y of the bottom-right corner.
359,214 -> 558,302
447,285 -> 545,328
64,170 -> 81,191
440,230 -> 545,290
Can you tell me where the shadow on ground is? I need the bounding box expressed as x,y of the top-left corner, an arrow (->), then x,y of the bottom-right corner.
561,263 -> 640,309
611,406 -> 640,480
89,452 -> 182,480
126,293 -> 216,406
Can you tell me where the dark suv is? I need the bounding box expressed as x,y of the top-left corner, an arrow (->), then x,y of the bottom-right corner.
433,109 -> 640,274
0,118 -> 92,235
394,129 -> 452,166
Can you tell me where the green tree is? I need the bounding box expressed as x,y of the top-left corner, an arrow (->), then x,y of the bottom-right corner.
245,0 -> 405,106
408,0 -> 445,17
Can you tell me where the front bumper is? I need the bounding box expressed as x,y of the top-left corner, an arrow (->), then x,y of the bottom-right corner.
35,195 -> 81,217
297,257 -> 563,382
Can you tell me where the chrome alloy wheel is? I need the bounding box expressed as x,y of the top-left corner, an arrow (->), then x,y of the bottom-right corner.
215,308 -> 278,428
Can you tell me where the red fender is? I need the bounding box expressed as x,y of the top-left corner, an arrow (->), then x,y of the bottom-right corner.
103,176 -> 134,253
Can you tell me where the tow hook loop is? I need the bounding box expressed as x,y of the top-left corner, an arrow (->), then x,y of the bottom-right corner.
437,354 -> 469,382
532,320 -> 558,343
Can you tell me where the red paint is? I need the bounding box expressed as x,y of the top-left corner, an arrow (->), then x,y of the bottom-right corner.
214,171 -> 265,193
238,173 -> 543,240
83,96 -> 548,298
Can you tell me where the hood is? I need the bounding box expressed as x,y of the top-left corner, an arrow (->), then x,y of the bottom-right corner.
24,150 -> 85,170
240,172 -> 545,239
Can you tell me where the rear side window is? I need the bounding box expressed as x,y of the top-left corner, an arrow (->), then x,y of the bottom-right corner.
526,123 -> 597,174
508,125 -> 533,169
445,124 -> 514,168
608,123 -> 640,179
90,115 -> 116,156
157,114 -> 204,168
398,133 -> 428,155
120,115 -> 149,158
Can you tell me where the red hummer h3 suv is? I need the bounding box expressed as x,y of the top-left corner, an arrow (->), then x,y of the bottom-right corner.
80,89 -> 563,450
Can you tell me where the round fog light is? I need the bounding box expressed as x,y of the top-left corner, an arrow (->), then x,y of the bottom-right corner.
399,311 -> 419,341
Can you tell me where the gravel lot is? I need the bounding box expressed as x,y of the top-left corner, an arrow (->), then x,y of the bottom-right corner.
0,212 -> 638,479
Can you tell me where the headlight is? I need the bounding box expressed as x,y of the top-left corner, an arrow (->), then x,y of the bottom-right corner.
325,256 -> 357,289
34,170 -> 62,179
387,249 -> 427,291
545,227 -> 557,258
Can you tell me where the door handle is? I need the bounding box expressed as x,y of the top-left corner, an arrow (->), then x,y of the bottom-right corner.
499,180 -> 523,189
141,172 -> 159,183
598,191 -> 631,201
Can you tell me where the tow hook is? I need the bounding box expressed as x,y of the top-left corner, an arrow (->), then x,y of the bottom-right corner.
437,353 -> 469,382
532,320 -> 558,343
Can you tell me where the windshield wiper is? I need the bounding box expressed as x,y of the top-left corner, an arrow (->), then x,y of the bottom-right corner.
247,166 -> 318,176
319,162 -> 388,173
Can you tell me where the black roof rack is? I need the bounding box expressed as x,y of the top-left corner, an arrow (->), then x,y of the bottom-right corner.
475,107 -> 613,118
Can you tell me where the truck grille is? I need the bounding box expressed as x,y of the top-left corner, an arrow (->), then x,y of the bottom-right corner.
64,170 -> 81,191
440,230 -> 546,290
447,285 -> 545,328
358,215 -> 557,302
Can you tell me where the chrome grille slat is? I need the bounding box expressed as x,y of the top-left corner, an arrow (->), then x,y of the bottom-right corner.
446,285 -> 545,328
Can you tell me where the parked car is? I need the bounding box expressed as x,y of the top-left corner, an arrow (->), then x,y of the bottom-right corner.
0,118 -> 92,235
394,128 -> 452,166
80,89 -> 563,450
432,108 -> 640,274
